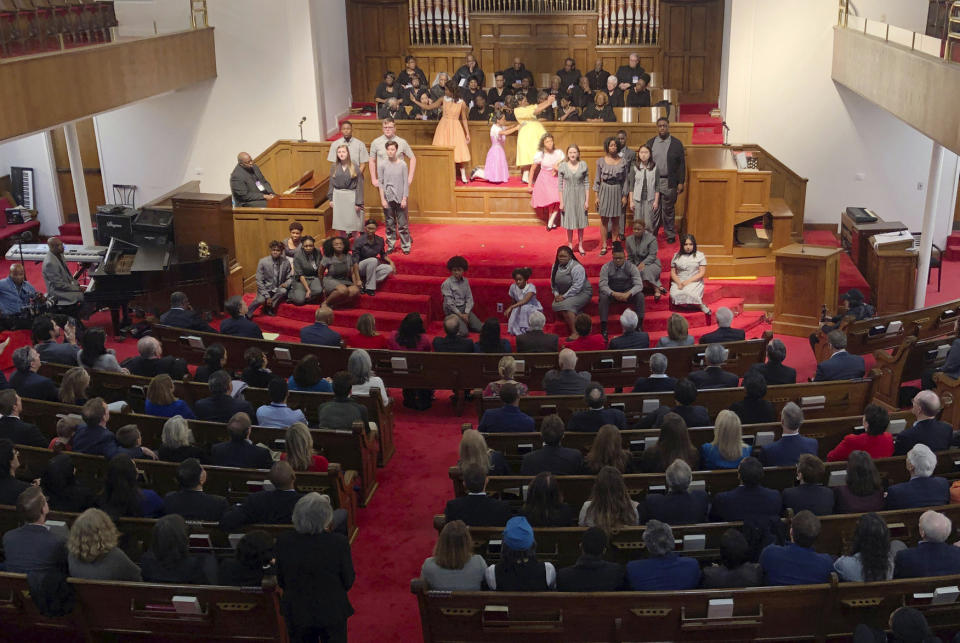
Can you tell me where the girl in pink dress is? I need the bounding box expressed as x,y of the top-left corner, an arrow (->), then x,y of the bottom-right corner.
529,133 -> 565,230
482,110 -> 519,183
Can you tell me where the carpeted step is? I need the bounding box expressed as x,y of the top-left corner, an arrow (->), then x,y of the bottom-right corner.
256,306 -> 411,335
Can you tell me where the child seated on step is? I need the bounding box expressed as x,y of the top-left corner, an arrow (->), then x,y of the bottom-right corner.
440,256 -> 482,336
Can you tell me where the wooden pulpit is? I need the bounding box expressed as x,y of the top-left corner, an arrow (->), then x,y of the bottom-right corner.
773,244 -> 841,337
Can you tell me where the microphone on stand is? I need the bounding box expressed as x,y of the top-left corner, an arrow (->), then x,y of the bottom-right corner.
15,230 -> 32,270
298,117 -> 307,143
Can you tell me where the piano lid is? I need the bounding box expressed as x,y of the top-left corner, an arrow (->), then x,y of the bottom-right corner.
97,238 -> 169,275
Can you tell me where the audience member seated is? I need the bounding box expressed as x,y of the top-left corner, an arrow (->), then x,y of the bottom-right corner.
520,414 -> 584,475
760,401 -> 817,466
348,349 -> 390,406
195,370 -> 254,424
221,461 -> 304,530
0,389 -> 45,447
698,307 -> 745,344
139,514 -> 217,585
287,355 -> 332,393
351,313 -> 388,350
280,422 -> 330,473
579,466 -> 639,529
813,330 -> 866,381
485,516 -> 556,591
0,439 -> 28,505
782,454 -> 835,516
115,424 -> 157,461
626,520 -> 701,590
922,336 -> 960,390
670,378 -> 711,427
745,338 -> 797,385
444,463 -> 513,527
121,336 -> 188,380
193,343 -> 228,384
433,314 -> 475,354
483,355 -> 529,399
643,459 -> 709,525
220,296 -> 263,339
57,366 -> 89,406
521,471 -> 577,527
316,371 -> 370,431
557,527 -> 625,591
49,414 -> 81,453
158,415 -> 203,463
99,454 -> 164,519
827,403 -> 894,462
885,444 -> 950,510
657,313 -> 694,348
516,310 -> 559,353
894,390 -> 954,456
542,348 -> 591,395
32,315 -> 80,366
2,486 -> 67,574
564,314 -> 607,351
834,512 -> 904,582
77,327 -> 125,373
609,309 -> 650,350
256,377 -> 307,428
300,306 -> 342,347
728,373 -> 775,424
72,398 -> 119,458
632,352 -> 677,393
475,317 -> 512,353
218,530 -> 275,587
688,344 -> 739,390
67,507 -> 142,581
10,345 -> 59,402
700,528 -> 762,588
834,450 -> 885,513
459,428 -> 510,477
567,383 -> 627,432
390,313 -> 434,410
145,374 -> 195,419
710,457 -> 782,522
41,453 -> 96,513
159,291 -> 216,333
639,412 -> 700,473
583,425 -> 633,474
760,510 -> 833,585
893,510 -> 960,578
701,410 -> 751,469
420,520 -> 487,591
477,383 -> 534,433
211,412 -> 273,470
241,347 -> 273,389
162,458 -> 229,521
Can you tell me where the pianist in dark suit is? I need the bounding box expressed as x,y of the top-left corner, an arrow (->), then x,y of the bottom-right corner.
159,291 -> 216,334
698,307 -> 746,344
220,296 -> 263,339
32,315 -> 80,366
0,263 -> 36,324
813,330 -> 866,382
41,237 -> 83,316
230,152 -> 275,208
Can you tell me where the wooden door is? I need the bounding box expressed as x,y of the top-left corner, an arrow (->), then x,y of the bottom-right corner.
49,118 -> 105,223
659,0 -> 723,104
346,0 -> 409,103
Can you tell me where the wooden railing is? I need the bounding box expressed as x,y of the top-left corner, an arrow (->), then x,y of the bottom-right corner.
409,0 -> 470,45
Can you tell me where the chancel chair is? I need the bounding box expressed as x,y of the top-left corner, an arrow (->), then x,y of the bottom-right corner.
912,232 -> 942,292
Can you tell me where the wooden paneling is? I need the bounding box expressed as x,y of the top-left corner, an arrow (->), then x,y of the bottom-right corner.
347,0 -> 410,102
407,45 -> 473,89
0,28 -> 216,142
658,0 -> 723,104
50,119 -> 105,220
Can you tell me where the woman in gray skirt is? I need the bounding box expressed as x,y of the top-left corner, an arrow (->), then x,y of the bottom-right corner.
593,136 -> 630,256
628,144 -> 660,231
328,144 -> 364,240
321,237 -> 362,308
290,235 -> 323,305
551,245 -> 592,340
557,144 -> 589,257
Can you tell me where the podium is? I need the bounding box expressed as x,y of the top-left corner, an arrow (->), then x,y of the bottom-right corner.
773,244 -> 841,337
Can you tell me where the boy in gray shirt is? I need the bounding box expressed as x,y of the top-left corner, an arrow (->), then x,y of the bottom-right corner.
377,140 -> 412,254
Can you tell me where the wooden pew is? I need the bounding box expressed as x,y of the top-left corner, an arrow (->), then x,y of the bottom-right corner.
871,333 -> 957,408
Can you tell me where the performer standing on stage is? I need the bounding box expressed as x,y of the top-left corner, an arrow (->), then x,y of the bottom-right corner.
377,141 -> 412,254
594,137 -> 630,255
42,237 -> 83,318
474,110 -> 519,184
328,145 -> 364,240
418,80 -> 472,184
529,133 -> 564,231
327,120 -> 368,175
646,117 -> 686,244
558,144 -> 590,257
628,144 -> 660,231
514,93 -> 555,184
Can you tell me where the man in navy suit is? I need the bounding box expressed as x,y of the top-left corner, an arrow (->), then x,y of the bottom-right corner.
432,315 -> 475,353
557,528 -> 626,591
444,463 -> 513,527
669,378 -> 712,428
195,370 -> 255,424
760,510 -> 834,585
625,520 -> 701,590
299,306 -> 342,347
219,296 -> 263,339
220,461 -> 304,530
885,444 -> 950,510
566,383 -> 626,432
2,486 -> 67,574
542,349 -> 591,396
478,383 -> 534,433
745,338 -> 797,386
121,336 -> 188,380
894,510 -> 960,578
643,459 -> 709,525
211,412 -> 273,470
710,457 -> 782,522
163,458 -> 230,522
698,307 -> 746,344
72,397 -> 119,458
760,402 -> 817,466
608,308 -> 650,350
688,344 -> 739,390
520,414 -> 584,475
159,291 -> 217,333
813,330 -> 865,381
893,390 -> 955,455
9,345 -> 59,402
632,352 -> 677,393
781,454 -> 835,516
0,390 -> 46,447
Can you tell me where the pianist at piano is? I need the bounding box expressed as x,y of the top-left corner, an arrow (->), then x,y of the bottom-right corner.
230,153 -> 275,208
41,238 -> 84,317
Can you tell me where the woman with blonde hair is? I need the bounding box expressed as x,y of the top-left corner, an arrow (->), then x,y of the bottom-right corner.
158,415 -> 202,463
579,465 -> 639,530
700,409 -> 751,469
351,313 -> 388,350
458,428 -> 511,475
420,519 -> 487,590
280,422 -> 329,472
583,425 -> 634,474
145,374 -> 195,419
657,313 -> 694,347
67,507 -> 142,581
59,366 -> 90,405
482,355 -> 529,398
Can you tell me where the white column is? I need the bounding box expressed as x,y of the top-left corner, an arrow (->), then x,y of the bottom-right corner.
63,122 -> 95,247
915,142 -> 944,309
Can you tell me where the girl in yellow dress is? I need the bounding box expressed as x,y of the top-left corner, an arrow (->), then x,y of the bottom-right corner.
514,92 -> 558,183
419,80 -> 472,183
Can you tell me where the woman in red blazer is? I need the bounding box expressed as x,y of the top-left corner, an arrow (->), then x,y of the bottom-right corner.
826,404 -> 895,462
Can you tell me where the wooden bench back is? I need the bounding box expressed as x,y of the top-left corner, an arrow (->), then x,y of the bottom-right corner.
871,334 -> 957,408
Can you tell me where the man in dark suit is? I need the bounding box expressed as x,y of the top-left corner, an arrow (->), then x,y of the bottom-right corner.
557,527 -> 625,591
71,397 -> 119,458
632,352 -> 677,393
670,378 -> 712,428
759,510 -> 834,585
163,458 -> 229,522
813,330 -> 866,381
32,315 -> 80,366
444,463 -> 512,527
760,402 -> 817,467
688,343 -> 739,390
195,370 -> 254,424
885,444 -> 951,510
516,311 -> 559,353
159,291 -> 217,333
220,461 -> 302,530
645,118 -> 686,243
608,308 -> 650,350
299,306 -> 342,347
894,510 -> 960,578
625,520 -> 701,590
566,383 -> 627,432
2,486 -> 67,574
0,390 -> 45,447
316,372 -> 369,431
643,459 -> 709,525
520,414 -> 583,475
9,345 -> 59,402
210,411 -> 273,470
230,152 -> 275,208
433,314 -> 475,353
699,307 -> 746,344
745,338 -> 797,386
121,336 -> 188,380
478,383 -> 534,433
220,296 -> 263,338
894,390 -> 955,455
710,457 -> 782,522
615,53 -> 646,91
781,454 -> 835,516
542,348 -> 591,396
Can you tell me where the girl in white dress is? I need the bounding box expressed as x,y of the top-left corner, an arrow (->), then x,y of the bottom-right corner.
505,267 -> 541,336
670,233 -> 710,314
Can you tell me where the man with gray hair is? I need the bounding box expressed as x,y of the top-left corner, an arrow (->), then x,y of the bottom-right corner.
632,352 -> 677,393
121,335 -> 188,379
221,461 -> 303,530
813,330 -> 865,381
746,338 -> 797,385
643,459 -> 709,525
567,382 -> 626,432
688,343 -> 738,390
625,519 -> 701,590
609,308 -> 650,350
893,510 -> 960,578
9,345 -> 59,402
885,444 -> 950,510
542,348 -> 591,395
760,402 -> 816,467
516,310 -> 559,353
894,390 -> 954,455
699,307 -> 746,344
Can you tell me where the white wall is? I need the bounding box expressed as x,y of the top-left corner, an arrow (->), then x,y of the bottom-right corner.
0,133 -> 62,236
850,0 -> 929,32
310,0 -> 353,136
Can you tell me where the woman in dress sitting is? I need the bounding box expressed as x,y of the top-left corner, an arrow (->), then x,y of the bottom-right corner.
194,343 -> 228,383
483,355 -> 528,399
420,520 -> 487,591
146,374 -> 195,419
551,246 -> 592,341
700,410 -> 751,470
505,267 -> 541,337
140,514 -> 217,585
351,313 -> 388,350
321,236 -> 362,309
670,233 -> 710,315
